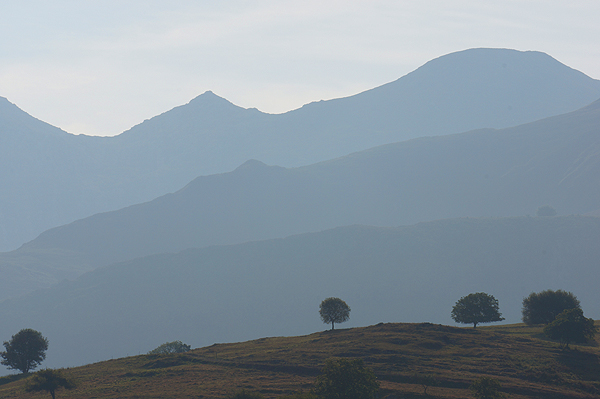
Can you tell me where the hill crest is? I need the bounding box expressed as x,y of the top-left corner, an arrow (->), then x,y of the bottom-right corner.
1,321 -> 598,398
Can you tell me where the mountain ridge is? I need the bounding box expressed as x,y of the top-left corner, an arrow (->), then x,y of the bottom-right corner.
2,48 -> 600,251
0,49 -> 600,250
2,94 -> 600,301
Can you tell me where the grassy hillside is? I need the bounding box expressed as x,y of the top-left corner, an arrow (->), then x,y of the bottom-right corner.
1,322 -> 599,398
3,216 -> 600,370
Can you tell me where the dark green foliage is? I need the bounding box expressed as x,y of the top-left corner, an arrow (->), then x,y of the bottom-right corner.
230,389 -> 265,399
1,329 -> 49,373
319,298 -> 350,330
147,340 -> 191,355
25,368 -> 75,399
543,308 -> 597,349
451,293 -> 504,328
536,205 -> 557,216
469,377 -> 505,399
313,358 -> 379,399
522,289 -> 581,325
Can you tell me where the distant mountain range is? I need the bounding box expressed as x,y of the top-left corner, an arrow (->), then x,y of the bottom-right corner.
2,48 -> 600,251
2,95 -> 600,301
1,216 -> 598,370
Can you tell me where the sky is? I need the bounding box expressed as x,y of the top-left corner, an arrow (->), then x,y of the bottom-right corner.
1,1 -> 600,136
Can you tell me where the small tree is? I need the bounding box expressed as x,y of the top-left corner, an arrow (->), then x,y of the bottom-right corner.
451,293 -> 504,328
522,289 -> 580,325
413,373 -> 438,395
543,308 -> 597,349
148,340 -> 191,355
26,368 -> 76,399
319,297 -> 350,330
314,358 -> 379,399
469,377 -> 505,399
1,329 -> 49,373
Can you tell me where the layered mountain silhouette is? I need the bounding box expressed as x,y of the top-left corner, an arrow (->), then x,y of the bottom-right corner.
2,48 -> 600,251
2,97 -> 600,301
1,216 -> 598,370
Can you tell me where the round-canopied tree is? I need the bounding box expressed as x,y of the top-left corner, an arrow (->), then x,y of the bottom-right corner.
451,292 -> 504,328
543,308 -> 597,349
319,297 -> 350,330
147,340 -> 191,355
314,358 -> 379,399
26,368 -> 76,399
522,289 -> 580,325
1,328 -> 49,374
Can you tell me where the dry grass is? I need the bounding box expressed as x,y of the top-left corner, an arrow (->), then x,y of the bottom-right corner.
1,321 -> 599,398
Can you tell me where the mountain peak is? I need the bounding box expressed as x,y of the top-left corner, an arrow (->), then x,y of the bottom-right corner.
188,90 -> 237,109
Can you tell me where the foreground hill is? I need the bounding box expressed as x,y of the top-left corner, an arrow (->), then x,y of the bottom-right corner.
3,96 -> 600,300
2,48 -> 600,251
1,322 -> 599,398
1,216 -> 599,370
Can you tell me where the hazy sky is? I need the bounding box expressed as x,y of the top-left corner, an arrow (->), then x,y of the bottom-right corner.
1,1 -> 599,136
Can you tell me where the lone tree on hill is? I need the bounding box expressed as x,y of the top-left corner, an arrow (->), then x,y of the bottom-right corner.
522,289 -> 580,325
148,340 -> 191,355
451,292 -> 504,328
26,368 -> 76,399
319,297 -> 350,330
1,328 -> 49,374
314,358 -> 379,399
543,308 -> 597,349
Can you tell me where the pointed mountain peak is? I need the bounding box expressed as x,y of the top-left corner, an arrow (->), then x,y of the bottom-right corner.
188,90 -> 237,109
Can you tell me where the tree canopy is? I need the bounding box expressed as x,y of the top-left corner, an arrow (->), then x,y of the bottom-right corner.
26,368 -> 76,399
313,358 -> 379,399
1,328 -> 49,373
147,340 -> 191,355
319,297 -> 350,330
469,377 -> 506,399
543,308 -> 597,349
451,292 -> 504,328
522,289 -> 580,325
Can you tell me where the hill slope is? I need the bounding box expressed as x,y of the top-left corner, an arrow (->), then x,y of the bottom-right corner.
2,48 -> 600,251
1,216 -> 599,370
1,322 -> 599,398
3,97 -> 600,299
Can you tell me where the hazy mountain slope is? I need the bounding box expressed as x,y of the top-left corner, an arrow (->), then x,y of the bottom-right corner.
1,216 -> 598,370
2,48 -> 600,251
273,48 -> 600,160
2,97 -> 599,301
